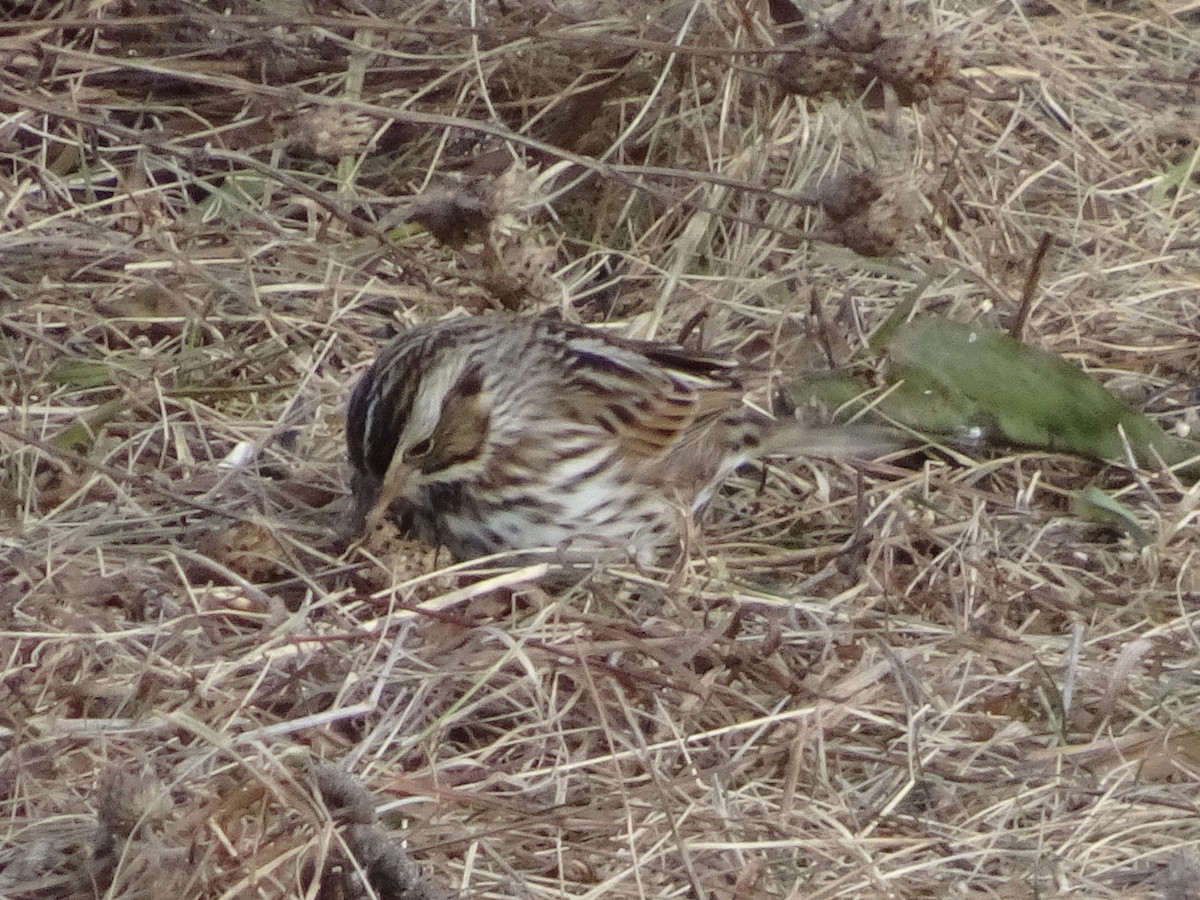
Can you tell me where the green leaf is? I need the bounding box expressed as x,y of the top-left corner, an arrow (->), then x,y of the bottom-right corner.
49,399 -> 128,454
1072,486 -> 1151,546
196,173 -> 272,224
47,358 -> 118,390
1150,147 -> 1200,205
883,318 -> 1199,476
786,317 -> 1200,479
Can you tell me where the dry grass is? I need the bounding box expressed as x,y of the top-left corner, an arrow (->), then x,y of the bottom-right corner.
2,0 -> 1199,897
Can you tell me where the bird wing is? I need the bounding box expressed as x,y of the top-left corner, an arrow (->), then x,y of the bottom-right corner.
545,321 -> 744,460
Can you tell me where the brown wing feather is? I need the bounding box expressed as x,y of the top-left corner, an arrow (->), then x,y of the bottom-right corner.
541,320 -> 744,460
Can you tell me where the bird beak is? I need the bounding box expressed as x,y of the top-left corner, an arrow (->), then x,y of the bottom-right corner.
362,452 -> 419,534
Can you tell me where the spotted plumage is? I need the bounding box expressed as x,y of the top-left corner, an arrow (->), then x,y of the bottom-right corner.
346,314 -> 863,562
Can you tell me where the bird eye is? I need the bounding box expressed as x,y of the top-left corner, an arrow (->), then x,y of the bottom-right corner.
407,437 -> 433,458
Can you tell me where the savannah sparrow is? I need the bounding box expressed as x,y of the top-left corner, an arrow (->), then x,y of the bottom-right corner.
345,314 -> 872,563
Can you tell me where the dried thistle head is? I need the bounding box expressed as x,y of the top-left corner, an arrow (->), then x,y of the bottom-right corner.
290,102 -> 380,158
828,0 -> 902,53
869,33 -> 960,105
821,172 -> 926,257
817,170 -> 886,222
775,39 -> 858,98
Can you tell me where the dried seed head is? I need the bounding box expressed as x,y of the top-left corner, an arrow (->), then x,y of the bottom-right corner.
818,170 -> 886,222
775,40 -> 858,98
832,180 -> 925,257
870,34 -> 959,105
828,0 -> 901,53
291,103 -> 378,158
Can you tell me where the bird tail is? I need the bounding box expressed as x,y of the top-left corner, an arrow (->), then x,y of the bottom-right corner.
756,419 -> 904,461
